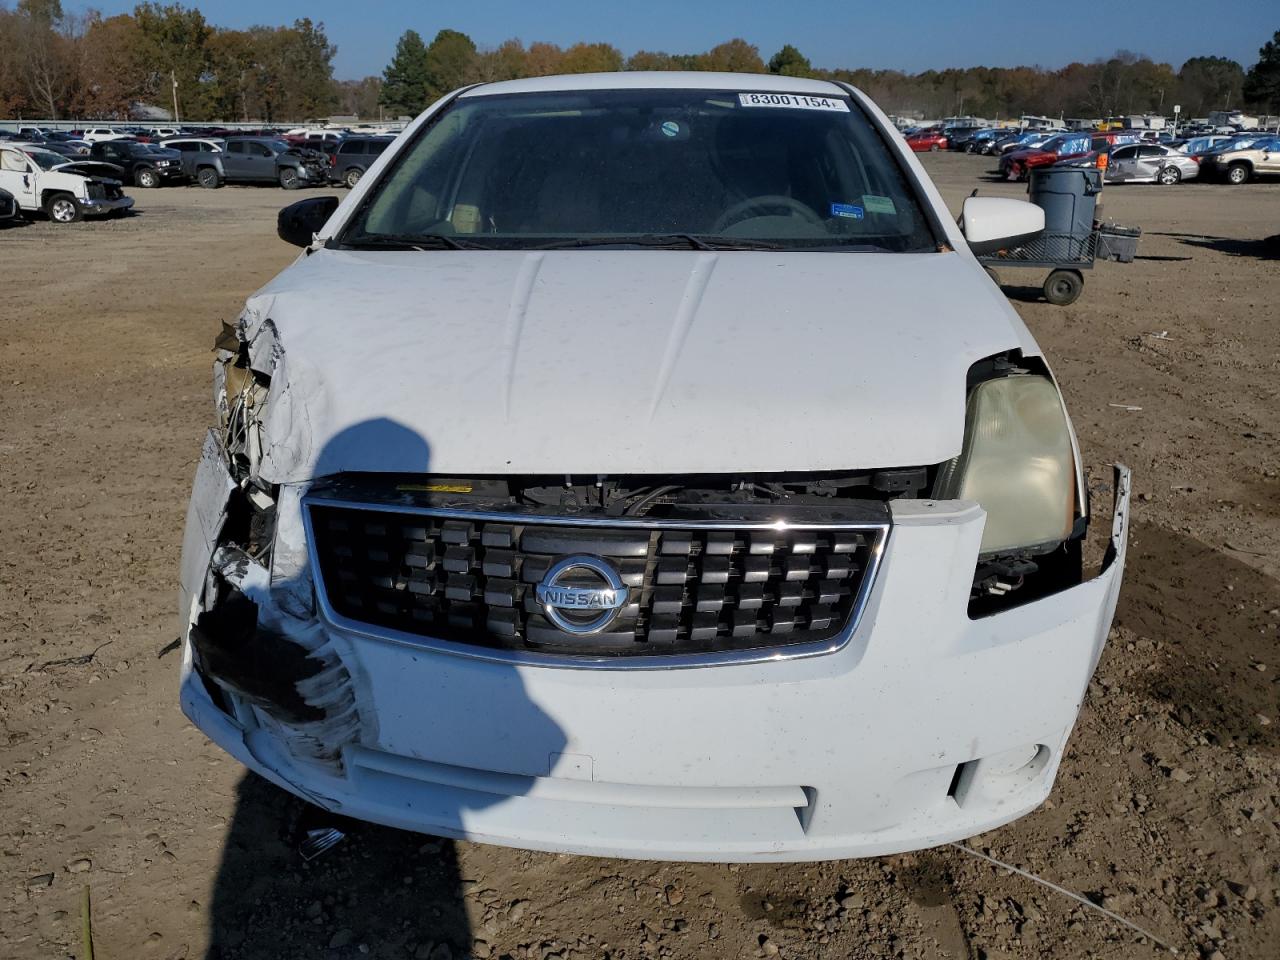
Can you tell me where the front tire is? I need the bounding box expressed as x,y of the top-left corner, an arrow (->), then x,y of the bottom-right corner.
136,168 -> 160,188
1157,166 -> 1181,185
930,143 -> 939,152
279,167 -> 300,189
1226,163 -> 1250,185
196,166 -> 221,189
344,167 -> 362,188
45,192 -> 83,224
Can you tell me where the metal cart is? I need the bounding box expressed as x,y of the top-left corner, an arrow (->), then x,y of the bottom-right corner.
978,223 -> 1140,306
978,230 -> 1097,305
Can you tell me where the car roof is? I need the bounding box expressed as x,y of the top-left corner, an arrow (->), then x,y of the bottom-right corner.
459,70 -> 847,99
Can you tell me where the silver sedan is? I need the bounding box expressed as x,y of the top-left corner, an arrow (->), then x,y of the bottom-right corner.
1105,143 -> 1200,184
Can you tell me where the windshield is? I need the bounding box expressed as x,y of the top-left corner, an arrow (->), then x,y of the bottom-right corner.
26,149 -> 64,170
341,88 -> 936,252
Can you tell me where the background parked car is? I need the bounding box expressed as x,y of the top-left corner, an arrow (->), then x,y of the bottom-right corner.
19,139 -> 89,158
221,137 -> 327,188
0,144 -> 133,222
1103,143 -> 1199,184
162,137 -> 227,188
89,139 -> 183,187
1001,132 -> 1137,181
328,136 -> 393,187
1204,135 -> 1280,184
906,130 -> 948,152
80,127 -> 131,144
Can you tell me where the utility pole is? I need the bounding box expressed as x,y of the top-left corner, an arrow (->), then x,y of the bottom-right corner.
171,70 -> 180,123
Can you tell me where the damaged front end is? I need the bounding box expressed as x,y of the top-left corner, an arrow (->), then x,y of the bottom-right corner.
179,314 -> 367,782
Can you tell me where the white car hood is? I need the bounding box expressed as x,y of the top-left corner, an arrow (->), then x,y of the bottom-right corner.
240,248 -> 1038,482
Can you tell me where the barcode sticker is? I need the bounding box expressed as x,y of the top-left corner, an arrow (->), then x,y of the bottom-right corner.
738,92 -> 850,112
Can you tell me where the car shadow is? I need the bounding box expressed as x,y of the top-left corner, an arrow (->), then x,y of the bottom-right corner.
992,281 -> 1050,304
199,417 -> 567,959
1147,231 -> 1280,260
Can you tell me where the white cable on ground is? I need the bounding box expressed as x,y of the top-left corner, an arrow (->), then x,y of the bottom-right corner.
948,842 -> 1179,954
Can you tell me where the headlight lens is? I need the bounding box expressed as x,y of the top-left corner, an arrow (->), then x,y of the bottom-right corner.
935,374 -> 1075,555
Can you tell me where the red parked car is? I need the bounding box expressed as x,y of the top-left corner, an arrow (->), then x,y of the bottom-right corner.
1000,132 -> 1139,181
905,130 -> 948,152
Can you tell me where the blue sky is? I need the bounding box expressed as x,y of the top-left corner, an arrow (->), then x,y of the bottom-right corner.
74,0 -> 1277,80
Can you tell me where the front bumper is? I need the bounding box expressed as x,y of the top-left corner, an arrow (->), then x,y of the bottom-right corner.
82,196 -> 134,216
179,462 -> 1130,862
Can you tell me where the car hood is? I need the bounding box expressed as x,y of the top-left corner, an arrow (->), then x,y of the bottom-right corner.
57,160 -> 125,178
238,249 -> 1039,483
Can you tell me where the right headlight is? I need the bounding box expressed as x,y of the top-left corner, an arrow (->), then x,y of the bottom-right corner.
934,373 -> 1076,556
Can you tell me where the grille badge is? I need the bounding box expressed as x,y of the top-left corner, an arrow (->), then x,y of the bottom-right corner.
535,555 -> 629,635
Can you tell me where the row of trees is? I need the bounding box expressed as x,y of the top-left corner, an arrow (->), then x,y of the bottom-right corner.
378,31 -> 1280,123
2,1 -> 1277,124
0,0 -> 336,121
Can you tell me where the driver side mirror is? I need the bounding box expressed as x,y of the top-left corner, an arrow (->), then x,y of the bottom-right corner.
277,195 -> 340,248
960,197 -> 1045,256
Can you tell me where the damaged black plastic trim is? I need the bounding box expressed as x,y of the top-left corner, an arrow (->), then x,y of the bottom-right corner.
189,587 -> 326,725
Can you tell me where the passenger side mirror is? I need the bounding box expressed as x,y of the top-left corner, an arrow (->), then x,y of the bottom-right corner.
277,195 -> 340,248
960,197 -> 1045,256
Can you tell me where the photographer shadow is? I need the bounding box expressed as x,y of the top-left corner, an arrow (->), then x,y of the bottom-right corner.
201,417 -> 566,959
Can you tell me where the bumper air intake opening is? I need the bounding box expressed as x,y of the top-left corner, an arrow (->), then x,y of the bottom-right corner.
794,786 -> 819,833
948,744 -> 1051,809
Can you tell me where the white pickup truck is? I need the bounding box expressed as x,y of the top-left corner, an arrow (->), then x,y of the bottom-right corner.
0,144 -> 134,223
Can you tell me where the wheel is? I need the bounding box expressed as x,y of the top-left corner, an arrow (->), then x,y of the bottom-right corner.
930,143 -> 939,152
196,166 -> 221,189
44,192 -> 83,223
1226,163 -> 1250,185
983,266 -> 1001,287
344,167 -> 362,189
1157,166 -> 1181,185
279,167 -> 300,189
965,142 -> 976,153
1043,269 -> 1084,305
136,167 -> 159,188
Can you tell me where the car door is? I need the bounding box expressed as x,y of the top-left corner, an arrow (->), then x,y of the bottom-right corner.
1135,145 -> 1166,181
0,147 -> 37,209
222,141 -> 251,178
246,142 -> 275,180
1107,145 -> 1139,181
1257,138 -> 1280,174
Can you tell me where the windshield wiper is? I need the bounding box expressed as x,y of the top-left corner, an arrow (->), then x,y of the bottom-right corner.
534,234 -> 783,251
342,233 -> 486,251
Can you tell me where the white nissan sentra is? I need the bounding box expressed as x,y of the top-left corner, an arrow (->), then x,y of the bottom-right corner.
179,72 -> 1130,861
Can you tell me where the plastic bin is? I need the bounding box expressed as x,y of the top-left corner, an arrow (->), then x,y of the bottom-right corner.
1096,224 -> 1141,263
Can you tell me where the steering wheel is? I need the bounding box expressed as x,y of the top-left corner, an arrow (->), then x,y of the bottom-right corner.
713,194 -> 824,232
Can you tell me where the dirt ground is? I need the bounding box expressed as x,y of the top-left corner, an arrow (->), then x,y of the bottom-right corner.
1,153 -> 1278,960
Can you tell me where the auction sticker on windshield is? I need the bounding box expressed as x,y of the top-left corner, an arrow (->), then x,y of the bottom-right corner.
738,93 -> 850,112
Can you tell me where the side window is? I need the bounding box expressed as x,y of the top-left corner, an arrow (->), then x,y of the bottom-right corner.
228,141 -> 246,154
255,143 -> 273,157
369,141 -> 389,156
339,141 -> 357,155
1112,146 -> 1136,160
1138,146 -> 1163,158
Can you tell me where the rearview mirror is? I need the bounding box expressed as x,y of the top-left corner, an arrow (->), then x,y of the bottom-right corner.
277,195 -> 340,247
960,197 -> 1045,256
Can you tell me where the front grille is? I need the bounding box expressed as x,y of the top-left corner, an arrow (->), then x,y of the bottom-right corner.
86,182 -> 106,200
307,503 -> 886,659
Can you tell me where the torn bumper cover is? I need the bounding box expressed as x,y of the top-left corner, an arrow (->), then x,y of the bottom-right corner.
179,439 -> 1131,861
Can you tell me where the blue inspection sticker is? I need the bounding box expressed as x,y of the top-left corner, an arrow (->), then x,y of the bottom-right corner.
661,120 -> 680,137
830,202 -> 864,220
